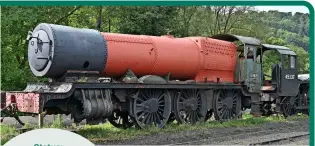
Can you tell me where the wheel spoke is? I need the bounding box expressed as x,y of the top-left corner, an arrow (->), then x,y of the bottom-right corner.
157,93 -> 165,101
182,91 -> 189,99
215,90 -> 241,121
157,110 -> 163,119
282,96 -> 296,117
137,112 -> 146,121
177,102 -> 184,109
174,89 -> 206,124
142,112 -> 150,124
136,103 -> 145,113
133,89 -> 171,129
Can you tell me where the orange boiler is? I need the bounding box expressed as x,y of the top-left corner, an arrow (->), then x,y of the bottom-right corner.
103,33 -> 237,83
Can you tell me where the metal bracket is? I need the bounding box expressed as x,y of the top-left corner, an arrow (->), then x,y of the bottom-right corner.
0,103 -> 25,126
26,31 -> 33,40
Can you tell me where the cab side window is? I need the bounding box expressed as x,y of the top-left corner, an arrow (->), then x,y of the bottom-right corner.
282,55 -> 289,69
282,55 -> 296,69
290,55 -> 296,69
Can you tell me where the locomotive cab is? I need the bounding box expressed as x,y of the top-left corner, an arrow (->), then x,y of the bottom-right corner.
259,44 -> 299,96
211,34 -> 262,93
211,34 -> 304,116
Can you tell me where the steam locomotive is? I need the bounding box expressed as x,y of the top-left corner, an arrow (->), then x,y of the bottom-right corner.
1,23 -> 309,129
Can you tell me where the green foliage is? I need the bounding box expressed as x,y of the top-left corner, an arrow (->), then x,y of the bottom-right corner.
1,6 -> 78,90
262,36 -> 309,75
0,114 -> 308,144
1,6 -> 310,91
48,115 -> 65,128
116,6 -> 179,36
0,124 -> 19,144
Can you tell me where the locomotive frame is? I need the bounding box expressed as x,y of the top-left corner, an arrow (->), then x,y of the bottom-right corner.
1,27 -> 310,129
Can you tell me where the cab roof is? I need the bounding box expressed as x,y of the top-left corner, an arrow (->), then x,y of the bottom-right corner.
211,34 -> 296,56
262,44 -> 296,56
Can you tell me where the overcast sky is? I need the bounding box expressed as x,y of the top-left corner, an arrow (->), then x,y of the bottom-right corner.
255,6 -> 309,14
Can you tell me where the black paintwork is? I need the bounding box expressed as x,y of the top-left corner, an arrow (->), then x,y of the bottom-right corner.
261,44 -> 301,96
28,23 -> 107,78
73,82 -> 243,89
279,68 -> 300,96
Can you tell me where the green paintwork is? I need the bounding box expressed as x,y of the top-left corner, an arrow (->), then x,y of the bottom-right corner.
245,59 -> 262,93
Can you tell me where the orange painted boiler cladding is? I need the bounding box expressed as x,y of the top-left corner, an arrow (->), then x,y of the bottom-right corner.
103,33 -> 237,83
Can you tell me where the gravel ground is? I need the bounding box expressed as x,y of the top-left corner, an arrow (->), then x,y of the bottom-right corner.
96,118 -> 309,145
208,131 -> 309,145
1,115 -> 74,128
1,111 -> 309,146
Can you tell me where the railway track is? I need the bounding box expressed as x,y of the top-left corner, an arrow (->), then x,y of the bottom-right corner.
166,129 -> 309,145
248,132 -> 309,145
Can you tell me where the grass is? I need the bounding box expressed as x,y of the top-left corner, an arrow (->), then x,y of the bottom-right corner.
0,113 -> 309,145
0,124 -> 19,145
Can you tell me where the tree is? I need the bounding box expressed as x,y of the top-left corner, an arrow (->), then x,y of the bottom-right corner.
1,6 -> 81,90
116,6 -> 178,36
